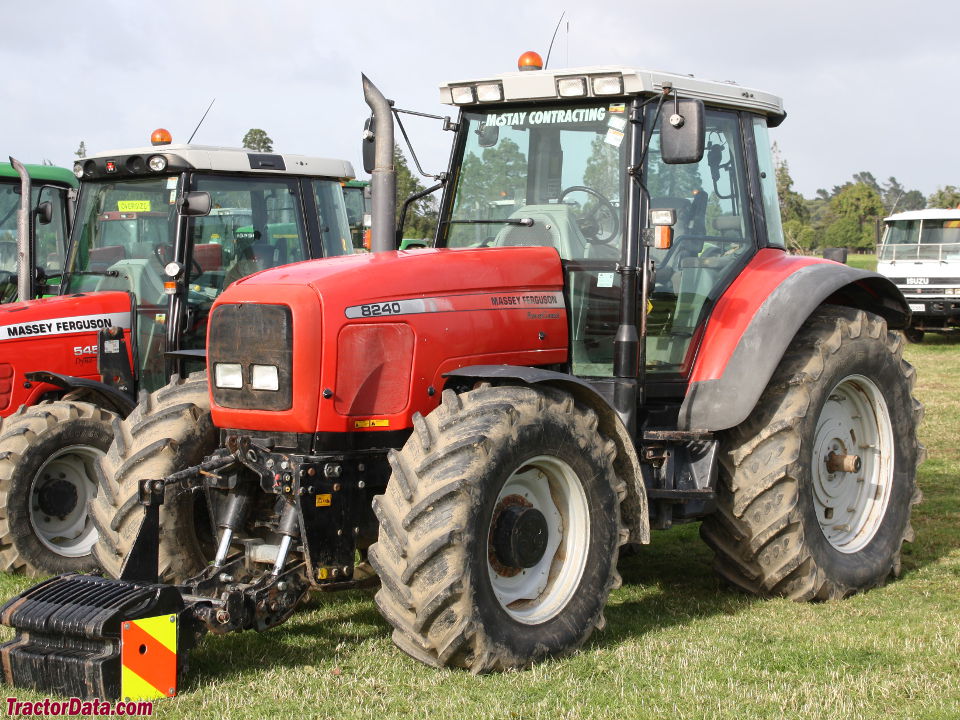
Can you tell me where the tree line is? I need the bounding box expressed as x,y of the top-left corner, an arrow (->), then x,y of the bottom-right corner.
774,143 -> 960,252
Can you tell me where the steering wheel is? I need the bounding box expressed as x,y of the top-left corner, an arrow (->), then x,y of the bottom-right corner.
558,186 -> 620,244
154,245 -> 203,280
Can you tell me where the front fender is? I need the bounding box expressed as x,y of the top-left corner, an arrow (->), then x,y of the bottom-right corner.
678,250 -> 908,432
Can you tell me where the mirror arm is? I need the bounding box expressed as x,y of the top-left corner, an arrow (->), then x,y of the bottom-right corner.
396,178 -> 446,246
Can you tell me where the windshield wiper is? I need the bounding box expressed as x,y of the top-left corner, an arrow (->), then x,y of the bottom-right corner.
448,218 -> 534,227
50,270 -> 121,279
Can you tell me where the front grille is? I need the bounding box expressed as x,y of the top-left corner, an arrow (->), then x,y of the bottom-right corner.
208,303 -> 293,411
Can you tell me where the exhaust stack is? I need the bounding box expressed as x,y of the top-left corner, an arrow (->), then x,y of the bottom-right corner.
361,75 -> 396,254
9,157 -> 32,301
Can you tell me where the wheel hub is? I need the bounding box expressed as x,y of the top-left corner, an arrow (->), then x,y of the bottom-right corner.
28,445 -> 103,558
811,375 -> 894,553
36,478 -> 79,519
492,503 -> 548,569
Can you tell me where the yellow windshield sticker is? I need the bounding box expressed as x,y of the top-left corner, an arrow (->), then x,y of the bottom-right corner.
315,494 -> 332,507
118,200 -> 151,212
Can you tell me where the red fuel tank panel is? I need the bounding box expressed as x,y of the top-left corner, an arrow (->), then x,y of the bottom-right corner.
0,292 -> 134,414
208,247 -> 569,434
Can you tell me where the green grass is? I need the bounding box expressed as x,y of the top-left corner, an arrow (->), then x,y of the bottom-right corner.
846,253 -> 878,272
1,335 -> 958,719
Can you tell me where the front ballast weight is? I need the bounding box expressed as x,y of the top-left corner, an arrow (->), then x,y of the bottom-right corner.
0,435 -> 381,700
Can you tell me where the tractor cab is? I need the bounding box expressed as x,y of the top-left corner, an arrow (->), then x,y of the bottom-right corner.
65,137 -> 355,391
435,64 -> 787,397
0,163 -> 76,302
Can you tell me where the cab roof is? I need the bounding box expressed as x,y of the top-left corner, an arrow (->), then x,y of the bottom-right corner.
0,162 -> 78,187
440,64 -> 785,124
78,144 -> 354,182
885,208 -> 960,222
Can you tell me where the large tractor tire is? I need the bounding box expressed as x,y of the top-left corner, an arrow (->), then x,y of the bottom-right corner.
89,372 -> 214,582
369,385 -> 626,672
701,306 -> 924,600
0,400 -> 117,576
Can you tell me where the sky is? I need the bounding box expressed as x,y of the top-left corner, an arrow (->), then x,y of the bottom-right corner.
2,0 -> 957,199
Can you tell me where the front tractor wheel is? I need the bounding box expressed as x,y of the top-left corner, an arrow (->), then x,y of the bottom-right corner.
369,385 -> 625,672
701,306 -> 924,600
0,401 -> 117,575
89,372 -> 215,582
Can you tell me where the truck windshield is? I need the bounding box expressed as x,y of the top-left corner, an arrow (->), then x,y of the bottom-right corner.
444,101 -> 628,261
879,219 -> 960,261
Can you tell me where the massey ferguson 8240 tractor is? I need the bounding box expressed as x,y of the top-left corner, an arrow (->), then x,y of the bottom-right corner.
0,134 -> 355,576
0,60 -> 921,700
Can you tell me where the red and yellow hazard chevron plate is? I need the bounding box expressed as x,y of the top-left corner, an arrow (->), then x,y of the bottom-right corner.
121,614 -> 178,699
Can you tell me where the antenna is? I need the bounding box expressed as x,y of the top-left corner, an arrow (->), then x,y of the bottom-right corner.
544,11 -> 566,69
187,98 -> 216,144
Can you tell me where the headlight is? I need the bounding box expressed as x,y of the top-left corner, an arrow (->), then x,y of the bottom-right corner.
557,77 -> 587,97
73,162 -> 84,179
251,364 -> 279,391
148,155 -> 168,172
476,83 -> 503,102
214,363 -> 243,389
451,86 -> 475,104
592,75 -> 624,95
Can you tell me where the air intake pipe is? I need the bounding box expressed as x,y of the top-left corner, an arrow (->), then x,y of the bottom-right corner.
9,157 -> 32,301
361,75 -> 396,254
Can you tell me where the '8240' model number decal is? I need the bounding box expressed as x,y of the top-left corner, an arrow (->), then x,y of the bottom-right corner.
354,301 -> 403,318
344,292 -> 564,320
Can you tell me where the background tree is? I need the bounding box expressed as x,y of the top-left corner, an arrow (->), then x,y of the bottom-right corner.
773,146 -> 808,225
395,145 -> 438,239
928,185 -> 960,209
242,129 -> 273,152
824,182 -> 885,249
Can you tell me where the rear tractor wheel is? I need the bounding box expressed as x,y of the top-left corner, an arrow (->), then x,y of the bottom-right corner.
0,401 -> 117,575
701,306 -> 924,600
370,385 -> 626,672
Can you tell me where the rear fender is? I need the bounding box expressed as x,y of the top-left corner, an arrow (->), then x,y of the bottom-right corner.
678,251 -> 909,431
444,365 -> 650,545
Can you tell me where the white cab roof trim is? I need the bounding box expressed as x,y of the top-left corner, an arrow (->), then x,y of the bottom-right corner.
885,209 -> 960,222
86,144 -> 355,179
440,65 -> 784,118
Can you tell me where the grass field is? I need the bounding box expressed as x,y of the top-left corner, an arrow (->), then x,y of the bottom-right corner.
1,323 -> 956,718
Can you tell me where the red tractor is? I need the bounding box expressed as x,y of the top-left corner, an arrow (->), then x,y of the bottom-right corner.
0,136 -> 356,576
1,60 -> 922,700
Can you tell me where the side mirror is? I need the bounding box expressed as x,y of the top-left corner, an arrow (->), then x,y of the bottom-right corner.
177,191 -> 211,217
35,201 -> 53,225
477,123 -> 499,148
362,116 -> 376,174
661,98 -> 705,165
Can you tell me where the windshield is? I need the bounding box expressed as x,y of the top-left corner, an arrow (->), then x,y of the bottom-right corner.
0,180 -> 71,280
64,176 -> 175,296
880,219 -> 960,261
444,101 -> 628,261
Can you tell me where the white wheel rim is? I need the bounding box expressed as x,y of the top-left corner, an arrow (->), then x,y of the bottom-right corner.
29,445 -> 102,557
486,455 -> 590,625
811,374 -> 894,553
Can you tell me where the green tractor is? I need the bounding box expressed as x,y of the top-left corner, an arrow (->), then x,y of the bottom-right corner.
0,162 -> 77,302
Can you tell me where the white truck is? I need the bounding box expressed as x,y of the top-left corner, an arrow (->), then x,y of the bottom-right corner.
877,208 -> 960,341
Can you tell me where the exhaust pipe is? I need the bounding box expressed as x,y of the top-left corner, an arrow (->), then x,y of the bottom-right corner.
9,157 -> 32,301
361,75 -> 396,254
